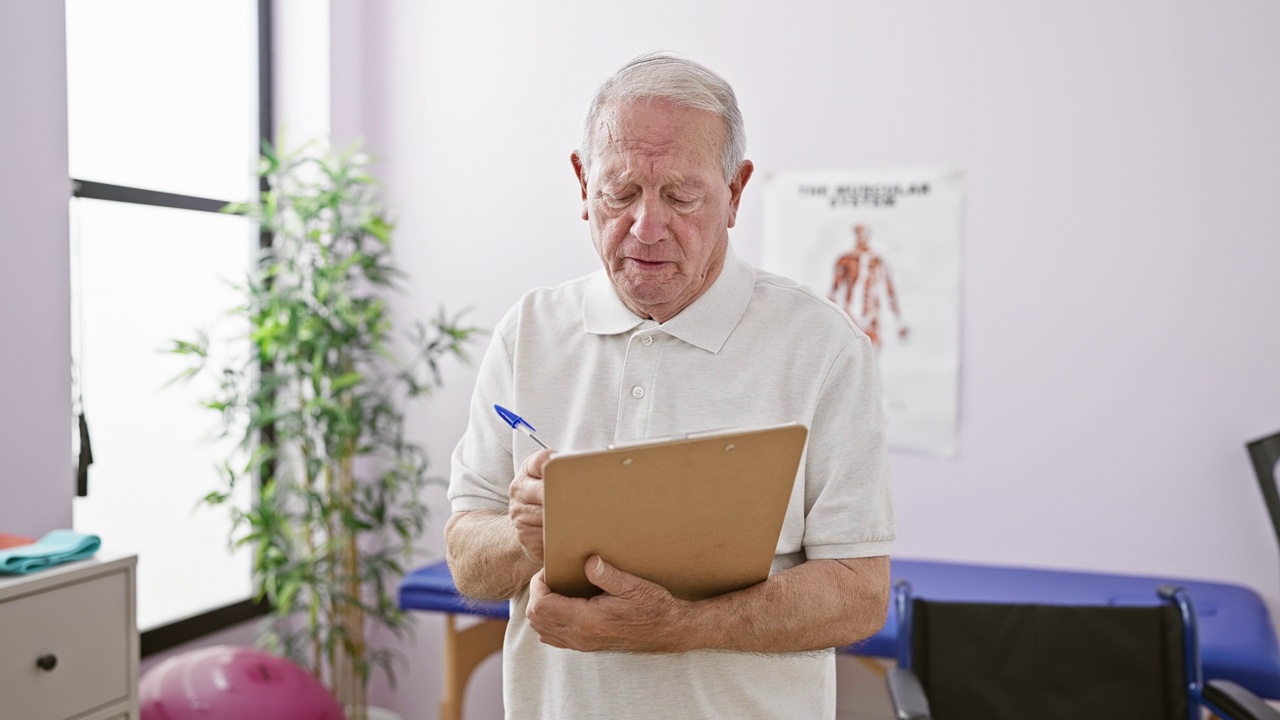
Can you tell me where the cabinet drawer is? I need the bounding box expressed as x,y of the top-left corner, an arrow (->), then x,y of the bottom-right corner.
0,572 -> 129,720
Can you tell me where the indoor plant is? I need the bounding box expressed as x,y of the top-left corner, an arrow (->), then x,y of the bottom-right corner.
173,141 -> 476,720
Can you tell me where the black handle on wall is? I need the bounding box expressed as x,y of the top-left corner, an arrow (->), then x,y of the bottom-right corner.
35,654 -> 58,672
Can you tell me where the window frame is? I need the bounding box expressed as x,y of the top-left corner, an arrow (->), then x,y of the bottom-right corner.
69,0 -> 275,657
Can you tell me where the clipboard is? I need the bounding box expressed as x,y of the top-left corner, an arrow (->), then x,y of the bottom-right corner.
542,423 -> 808,600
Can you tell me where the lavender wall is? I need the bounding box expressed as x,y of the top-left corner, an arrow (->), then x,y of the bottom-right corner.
0,2 -> 74,538
4,2 -> 1275,716
361,1 -> 1280,716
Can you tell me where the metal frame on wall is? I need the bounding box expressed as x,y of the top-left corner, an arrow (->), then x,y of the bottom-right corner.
71,0 -> 275,657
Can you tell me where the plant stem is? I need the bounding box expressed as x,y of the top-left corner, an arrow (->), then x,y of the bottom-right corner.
325,459 -> 338,693
299,389 -> 324,682
342,444 -> 366,719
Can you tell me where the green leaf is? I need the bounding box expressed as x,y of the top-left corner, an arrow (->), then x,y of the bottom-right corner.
362,216 -> 393,245
202,490 -> 231,506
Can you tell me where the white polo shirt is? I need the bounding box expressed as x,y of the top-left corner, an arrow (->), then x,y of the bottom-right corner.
449,247 -> 894,720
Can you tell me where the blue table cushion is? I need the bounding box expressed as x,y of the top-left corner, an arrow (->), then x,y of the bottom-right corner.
865,560 -> 1280,699
399,561 -> 508,619
399,558 -> 1280,699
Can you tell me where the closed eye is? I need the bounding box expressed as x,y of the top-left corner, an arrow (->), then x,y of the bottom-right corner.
602,193 -> 636,208
668,195 -> 701,211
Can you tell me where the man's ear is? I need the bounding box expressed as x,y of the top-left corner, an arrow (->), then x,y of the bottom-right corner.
571,151 -> 589,221
726,160 -> 754,229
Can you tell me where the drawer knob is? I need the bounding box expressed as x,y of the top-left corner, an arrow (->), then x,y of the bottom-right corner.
35,654 -> 58,672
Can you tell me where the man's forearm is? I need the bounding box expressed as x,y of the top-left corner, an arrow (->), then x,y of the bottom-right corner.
444,510 -> 541,600
670,556 -> 889,653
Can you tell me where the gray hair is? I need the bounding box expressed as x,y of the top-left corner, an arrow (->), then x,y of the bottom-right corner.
578,52 -> 746,182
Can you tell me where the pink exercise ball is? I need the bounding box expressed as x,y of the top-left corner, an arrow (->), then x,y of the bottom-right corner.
139,645 -> 346,720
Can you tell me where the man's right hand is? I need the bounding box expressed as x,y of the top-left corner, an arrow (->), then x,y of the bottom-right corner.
509,448 -> 554,563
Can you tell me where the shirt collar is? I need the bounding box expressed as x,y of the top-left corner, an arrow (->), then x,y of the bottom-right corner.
582,271 -> 648,336
581,245 -> 755,354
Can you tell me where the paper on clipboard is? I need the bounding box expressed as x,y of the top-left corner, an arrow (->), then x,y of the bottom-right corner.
542,423 -> 808,600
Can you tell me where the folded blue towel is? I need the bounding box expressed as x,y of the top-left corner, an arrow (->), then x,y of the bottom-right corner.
0,529 -> 101,575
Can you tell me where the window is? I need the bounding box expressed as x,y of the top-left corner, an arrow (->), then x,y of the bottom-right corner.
66,0 -> 273,654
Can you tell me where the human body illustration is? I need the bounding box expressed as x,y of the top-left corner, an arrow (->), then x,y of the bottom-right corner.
829,224 -> 908,348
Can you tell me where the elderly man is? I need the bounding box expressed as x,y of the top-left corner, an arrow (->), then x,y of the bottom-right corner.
445,53 -> 894,719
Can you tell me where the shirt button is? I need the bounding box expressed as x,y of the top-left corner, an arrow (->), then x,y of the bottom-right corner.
641,335 -> 654,346
631,386 -> 645,399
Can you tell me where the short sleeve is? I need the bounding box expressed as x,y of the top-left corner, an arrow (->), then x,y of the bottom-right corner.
447,309 -> 518,513
801,334 -> 896,559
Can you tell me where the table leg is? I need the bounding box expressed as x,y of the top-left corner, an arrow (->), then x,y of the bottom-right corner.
440,614 -> 508,720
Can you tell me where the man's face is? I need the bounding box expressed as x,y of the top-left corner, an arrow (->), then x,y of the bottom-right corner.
572,100 -> 753,323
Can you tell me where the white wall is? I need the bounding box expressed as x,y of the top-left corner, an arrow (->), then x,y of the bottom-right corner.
347,1 -> 1280,716
0,2 -> 74,537
274,0 -> 331,146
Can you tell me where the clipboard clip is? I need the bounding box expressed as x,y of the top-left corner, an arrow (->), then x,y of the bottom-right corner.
605,427 -> 738,450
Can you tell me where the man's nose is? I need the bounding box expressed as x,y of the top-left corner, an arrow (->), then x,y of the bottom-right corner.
629,195 -> 669,245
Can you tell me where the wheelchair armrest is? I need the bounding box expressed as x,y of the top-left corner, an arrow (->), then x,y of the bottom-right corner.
1204,679 -> 1280,720
885,666 -> 932,720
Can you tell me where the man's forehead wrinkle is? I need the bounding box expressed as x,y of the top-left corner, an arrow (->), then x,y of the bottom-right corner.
605,130 -> 696,156
602,114 -> 619,150
595,153 -> 710,192
588,101 -> 725,192
596,102 -> 720,145
597,138 -> 716,183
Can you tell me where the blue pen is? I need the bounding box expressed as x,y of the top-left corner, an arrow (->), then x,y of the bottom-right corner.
494,404 -> 549,449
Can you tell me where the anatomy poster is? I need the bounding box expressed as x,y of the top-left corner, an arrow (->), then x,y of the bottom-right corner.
763,169 -> 963,457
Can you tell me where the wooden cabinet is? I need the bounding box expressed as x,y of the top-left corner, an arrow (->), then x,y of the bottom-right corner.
0,556 -> 138,720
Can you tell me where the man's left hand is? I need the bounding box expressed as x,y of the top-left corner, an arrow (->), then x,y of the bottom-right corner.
526,556 -> 689,652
